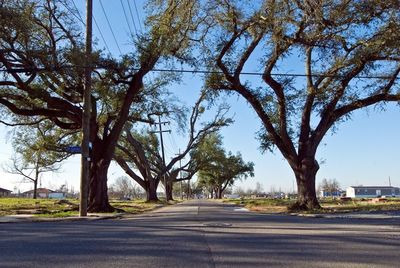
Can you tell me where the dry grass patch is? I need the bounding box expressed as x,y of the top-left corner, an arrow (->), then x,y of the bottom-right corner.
223,197 -> 400,214
0,198 -> 165,217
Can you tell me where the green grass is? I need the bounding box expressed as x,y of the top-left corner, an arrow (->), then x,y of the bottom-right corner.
0,198 -> 78,216
0,197 -> 163,217
318,198 -> 400,213
33,211 -> 78,218
110,199 -> 162,214
223,198 -> 296,213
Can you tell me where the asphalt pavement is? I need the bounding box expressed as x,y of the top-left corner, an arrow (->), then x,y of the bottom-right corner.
0,200 -> 399,267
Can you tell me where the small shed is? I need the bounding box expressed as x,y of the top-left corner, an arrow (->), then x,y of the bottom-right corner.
0,187 -> 12,197
346,186 -> 400,198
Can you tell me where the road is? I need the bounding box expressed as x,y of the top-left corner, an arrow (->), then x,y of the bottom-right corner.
1,200 -> 399,267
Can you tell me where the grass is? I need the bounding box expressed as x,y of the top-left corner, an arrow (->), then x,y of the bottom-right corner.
0,198 -> 79,217
223,198 -> 295,213
109,199 -> 162,214
223,197 -> 400,214
33,211 -> 79,218
318,198 -> 400,213
0,197 -> 164,217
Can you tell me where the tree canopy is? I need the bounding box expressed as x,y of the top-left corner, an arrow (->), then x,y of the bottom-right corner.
195,133 -> 254,199
0,0 -> 201,211
193,0 -> 400,209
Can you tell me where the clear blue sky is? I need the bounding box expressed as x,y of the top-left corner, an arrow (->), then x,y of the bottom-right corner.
1,0 -> 399,193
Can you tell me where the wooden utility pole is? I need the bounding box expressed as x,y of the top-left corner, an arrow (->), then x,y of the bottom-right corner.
80,0 -> 92,217
175,149 -> 183,200
152,115 -> 170,201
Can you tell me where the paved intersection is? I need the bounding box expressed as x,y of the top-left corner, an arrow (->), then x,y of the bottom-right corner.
1,200 -> 399,267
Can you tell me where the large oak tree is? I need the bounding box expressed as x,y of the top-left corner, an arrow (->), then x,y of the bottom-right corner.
194,133 -> 254,199
115,92 -> 232,201
193,0 -> 400,209
0,0 -> 199,211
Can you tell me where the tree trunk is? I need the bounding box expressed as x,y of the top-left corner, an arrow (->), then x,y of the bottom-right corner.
145,178 -> 159,202
33,161 -> 39,199
290,157 -> 321,211
217,187 -> 223,199
88,158 -> 114,212
165,179 -> 174,201
33,178 -> 38,199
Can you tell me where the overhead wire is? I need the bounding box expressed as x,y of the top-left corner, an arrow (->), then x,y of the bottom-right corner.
170,131 -> 179,152
93,16 -> 112,55
126,0 -> 139,36
70,0 -> 112,55
99,0 -> 123,55
133,0 -> 144,33
119,0 -> 134,39
60,0 -> 84,24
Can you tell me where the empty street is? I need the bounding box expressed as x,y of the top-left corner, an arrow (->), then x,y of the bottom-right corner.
1,200 -> 399,268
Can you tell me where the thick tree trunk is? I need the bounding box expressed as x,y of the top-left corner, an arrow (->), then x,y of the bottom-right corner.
290,157 -> 321,211
88,158 -> 114,212
146,178 -> 159,202
218,188 -> 223,199
165,179 -> 174,201
215,187 -> 223,199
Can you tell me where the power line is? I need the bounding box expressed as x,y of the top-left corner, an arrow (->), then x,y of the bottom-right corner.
119,0 -> 134,38
170,131 -> 179,151
70,0 -> 112,55
61,0 -> 85,25
0,65 -> 397,80
133,0 -> 143,33
93,16 -> 112,55
99,0 -> 123,55
126,0 -> 139,35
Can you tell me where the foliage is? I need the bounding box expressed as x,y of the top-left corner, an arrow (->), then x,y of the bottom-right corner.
195,133 -> 254,198
191,0 -> 400,209
115,91 -> 232,200
3,125 -> 68,198
0,0 -> 201,211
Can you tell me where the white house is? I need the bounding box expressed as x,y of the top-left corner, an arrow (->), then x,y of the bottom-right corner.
346,186 -> 400,198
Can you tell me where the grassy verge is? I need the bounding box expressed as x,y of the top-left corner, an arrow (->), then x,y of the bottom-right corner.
223,198 -> 295,213
223,198 -> 400,214
0,198 -> 167,218
318,198 -> 400,213
0,198 -> 79,217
